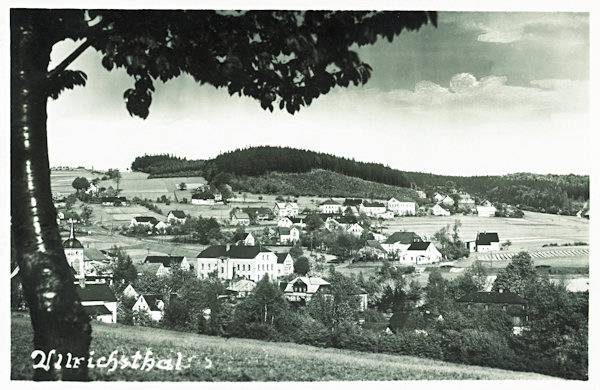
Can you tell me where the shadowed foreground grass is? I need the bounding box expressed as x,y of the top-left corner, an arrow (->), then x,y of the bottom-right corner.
11,313 -> 554,381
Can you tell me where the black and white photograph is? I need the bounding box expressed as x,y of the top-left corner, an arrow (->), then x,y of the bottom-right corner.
7,1 -> 593,385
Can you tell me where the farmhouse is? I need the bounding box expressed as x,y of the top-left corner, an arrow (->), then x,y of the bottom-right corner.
477,204 -> 497,217
347,223 -> 364,237
457,193 -> 476,210
130,216 -> 159,228
101,196 -> 127,206
142,256 -> 190,276
242,207 -> 274,221
274,202 -> 299,217
231,211 -> 251,226
227,279 -> 257,298
197,245 -> 285,282
75,281 -> 117,323
132,294 -> 168,322
405,242 -> 442,264
167,210 -> 187,224
277,217 -> 293,228
456,291 -> 528,334
360,201 -> 387,217
387,197 -> 416,216
123,283 -> 139,299
63,221 -> 85,277
433,193 -> 444,202
278,226 -> 300,244
468,232 -> 500,252
415,190 -> 427,199
381,231 -> 423,256
432,203 -> 451,216
281,276 -> 332,304
275,252 -> 295,277
319,198 -> 342,214
232,232 -> 255,246
358,240 -> 388,259
191,191 -> 216,205
441,196 -> 455,207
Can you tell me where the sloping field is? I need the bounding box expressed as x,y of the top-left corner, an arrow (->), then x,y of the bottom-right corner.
11,314 -> 554,381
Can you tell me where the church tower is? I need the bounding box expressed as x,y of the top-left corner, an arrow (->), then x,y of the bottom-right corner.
63,219 -> 85,277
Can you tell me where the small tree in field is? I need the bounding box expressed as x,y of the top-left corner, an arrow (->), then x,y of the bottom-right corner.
179,182 -> 187,191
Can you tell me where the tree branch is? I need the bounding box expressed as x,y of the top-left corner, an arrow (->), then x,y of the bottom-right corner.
46,39 -> 92,80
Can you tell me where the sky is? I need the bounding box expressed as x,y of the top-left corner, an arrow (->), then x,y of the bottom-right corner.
45,10 -> 590,176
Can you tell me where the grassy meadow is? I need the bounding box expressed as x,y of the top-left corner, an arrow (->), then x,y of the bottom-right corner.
11,313 -> 554,381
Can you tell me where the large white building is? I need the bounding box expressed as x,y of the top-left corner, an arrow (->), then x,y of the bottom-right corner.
405,242 -> 442,264
387,198 -> 416,216
274,202 -> 299,217
197,245 -> 293,282
319,199 -> 342,214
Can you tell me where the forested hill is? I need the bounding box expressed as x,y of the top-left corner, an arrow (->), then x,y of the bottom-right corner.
130,147 -> 589,214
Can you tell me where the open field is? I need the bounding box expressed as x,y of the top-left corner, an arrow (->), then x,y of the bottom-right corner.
11,313 -> 554,381
382,211 -> 589,251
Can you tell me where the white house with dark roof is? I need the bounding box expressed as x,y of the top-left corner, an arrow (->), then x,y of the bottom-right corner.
231,211 -> 251,226
405,242 -> 442,264
142,256 -> 190,276
196,245 -> 279,282
381,231 -> 423,256
468,232 -> 500,252
277,217 -> 293,228
191,191 -> 216,205
477,204 -> 497,217
274,202 -> 299,217
167,210 -> 187,224
387,198 -> 416,216
75,281 -> 117,323
130,216 -> 159,228
278,226 -> 300,244
232,232 -> 255,246
432,203 -> 451,216
319,199 -> 342,214
360,201 -> 387,216
275,252 -> 295,277
282,277 -> 332,303
132,294 -> 167,322
347,223 -> 364,237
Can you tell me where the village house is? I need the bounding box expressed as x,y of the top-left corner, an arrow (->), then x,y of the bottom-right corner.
441,196 -> 455,207
289,216 -> 306,228
360,201 -> 387,217
281,276 -> 332,304
232,232 -> 255,246
273,202 -> 299,217
415,190 -> 427,199
231,211 -> 251,226
358,240 -> 388,259
123,283 -> 139,299
101,196 -> 127,206
197,245 -> 286,282
167,210 -> 187,224
381,231 -> 423,258
278,226 -> 300,244
432,203 -> 451,216
319,198 -> 343,214
324,216 -> 347,231
277,216 -> 293,228
227,279 -> 257,298
275,252 -> 295,277
191,191 -> 216,205
456,291 -> 528,334
347,223 -> 364,237
467,232 -> 500,252
433,193 -> 445,202
477,203 -> 497,217
75,281 -> 117,323
387,197 -> 416,216
132,294 -> 169,322
142,256 -> 191,276
242,207 -> 274,221
130,216 -> 159,228
457,193 -> 476,210
405,242 -> 442,264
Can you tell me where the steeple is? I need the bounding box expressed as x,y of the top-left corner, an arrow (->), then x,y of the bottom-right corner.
63,218 -> 83,249
69,218 -> 76,239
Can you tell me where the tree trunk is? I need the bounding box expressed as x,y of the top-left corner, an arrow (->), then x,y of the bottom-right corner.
11,12 -> 92,381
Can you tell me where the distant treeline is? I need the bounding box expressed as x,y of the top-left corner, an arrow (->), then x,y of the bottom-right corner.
202,146 -> 411,187
130,147 -> 589,214
131,154 -> 205,176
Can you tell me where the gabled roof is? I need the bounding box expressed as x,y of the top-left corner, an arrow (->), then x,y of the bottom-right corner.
84,304 -> 112,316
144,256 -> 185,266
84,248 -> 109,262
476,232 -> 500,245
227,279 -> 256,293
365,240 -> 386,252
198,245 -> 228,258
75,283 -> 116,302
140,294 -> 164,311
168,210 -> 186,218
320,198 -> 341,206
407,241 -> 433,251
275,252 -> 292,264
389,197 -> 415,203
384,231 -> 422,245
457,291 -> 527,305
284,277 -> 331,293
134,216 -> 159,224
192,191 -> 215,200
227,245 -> 272,259
362,201 -> 386,208
289,217 -> 304,223
233,212 -> 251,220
242,207 -> 273,215
232,232 -> 251,242
343,198 -> 363,206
